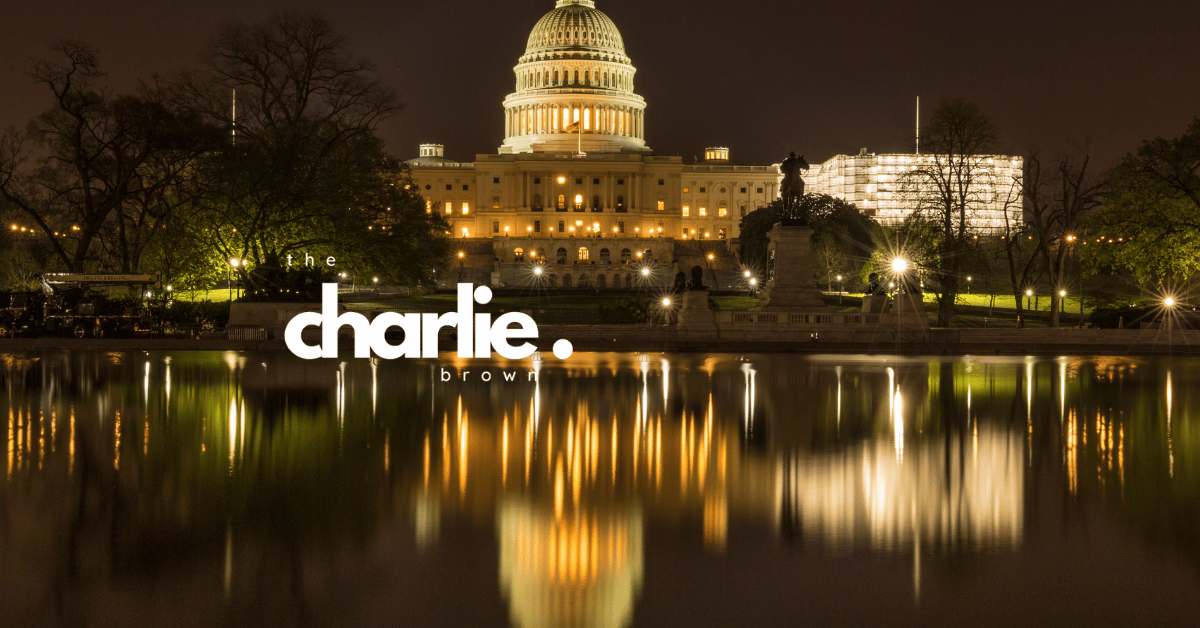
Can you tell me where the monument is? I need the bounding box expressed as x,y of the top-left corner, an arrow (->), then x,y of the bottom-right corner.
753,153 -> 832,312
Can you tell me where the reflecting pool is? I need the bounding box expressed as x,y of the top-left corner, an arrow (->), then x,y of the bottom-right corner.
2,351 -> 1199,626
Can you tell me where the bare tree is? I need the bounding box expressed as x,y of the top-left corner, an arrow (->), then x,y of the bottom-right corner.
900,99 -> 1006,326
0,42 -> 215,273
1024,149 -> 1110,326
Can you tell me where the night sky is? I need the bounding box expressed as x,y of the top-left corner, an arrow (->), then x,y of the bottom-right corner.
3,0 -> 1198,167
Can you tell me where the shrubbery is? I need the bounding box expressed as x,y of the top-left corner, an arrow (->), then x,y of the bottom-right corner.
598,297 -> 651,324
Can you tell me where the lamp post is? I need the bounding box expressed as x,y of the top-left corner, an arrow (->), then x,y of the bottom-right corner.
891,257 -> 908,342
836,274 -> 844,304
228,258 -> 240,301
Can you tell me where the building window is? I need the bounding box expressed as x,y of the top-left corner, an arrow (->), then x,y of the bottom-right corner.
557,247 -> 567,263
557,194 -> 566,211
718,206 -> 727,218
740,205 -> 747,217
719,188 -> 726,193
757,188 -> 763,193
699,187 -> 706,193
616,195 -> 625,212
718,228 -> 727,239
683,187 -> 689,193
621,248 -> 632,262
532,194 -> 543,211
682,228 -> 689,238
574,194 -> 584,211
618,221 -> 625,234
592,194 -> 602,211
534,220 -> 541,233
446,184 -> 452,190
462,226 -> 470,238
425,199 -> 432,214
492,196 -> 500,209
575,177 -> 583,184
462,202 -> 470,215
657,200 -> 664,211
682,206 -> 690,217
699,207 -> 707,217
617,179 -> 624,185
740,187 -> 747,193
514,247 -> 525,262
658,179 -> 664,185
534,177 -> 541,184
578,247 -> 589,261
425,184 -> 431,190
493,177 -> 500,184
493,221 -> 500,233
444,201 -> 453,215
558,220 -> 565,232
593,178 -> 600,184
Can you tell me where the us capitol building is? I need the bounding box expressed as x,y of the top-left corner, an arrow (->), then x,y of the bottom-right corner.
407,0 -> 1021,289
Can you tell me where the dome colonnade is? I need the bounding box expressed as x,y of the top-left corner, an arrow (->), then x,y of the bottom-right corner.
501,0 -> 648,154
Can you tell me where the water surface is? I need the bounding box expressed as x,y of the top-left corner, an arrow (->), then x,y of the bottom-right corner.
2,351 -> 1198,627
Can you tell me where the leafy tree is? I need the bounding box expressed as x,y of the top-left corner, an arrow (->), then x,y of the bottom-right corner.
1081,118 -> 1200,290
738,193 -> 875,281
178,9 -> 450,291
899,99 -> 1007,326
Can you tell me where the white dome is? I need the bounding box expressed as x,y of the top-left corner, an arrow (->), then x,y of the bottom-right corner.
522,0 -> 628,65
501,0 -> 648,154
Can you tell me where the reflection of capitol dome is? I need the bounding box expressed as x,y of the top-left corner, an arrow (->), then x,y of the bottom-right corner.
498,498 -> 644,628
501,0 -> 648,154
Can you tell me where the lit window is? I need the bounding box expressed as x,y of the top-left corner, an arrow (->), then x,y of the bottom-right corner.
445,202 -> 453,214
682,206 -> 690,217
462,202 -> 470,215
718,228 -> 727,239
657,200 -> 664,211
578,247 -> 589,260
492,196 -> 500,209
683,187 -> 690,193
682,229 -> 689,238
699,207 -> 707,217
461,227 -> 470,237
718,207 -> 727,218
425,199 -> 432,214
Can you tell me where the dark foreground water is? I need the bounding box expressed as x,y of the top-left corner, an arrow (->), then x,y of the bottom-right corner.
1,351 -> 1198,627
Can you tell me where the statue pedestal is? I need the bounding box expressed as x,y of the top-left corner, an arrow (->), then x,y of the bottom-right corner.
753,224 -> 830,311
676,290 -> 718,331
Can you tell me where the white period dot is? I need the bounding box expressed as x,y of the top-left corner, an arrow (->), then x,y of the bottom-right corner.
474,285 -> 493,304
552,339 -> 574,360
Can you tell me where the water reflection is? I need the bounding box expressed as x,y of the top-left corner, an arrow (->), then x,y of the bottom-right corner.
2,352 -> 1199,626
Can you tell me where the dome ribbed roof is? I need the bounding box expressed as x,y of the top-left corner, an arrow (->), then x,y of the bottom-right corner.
523,0 -> 627,63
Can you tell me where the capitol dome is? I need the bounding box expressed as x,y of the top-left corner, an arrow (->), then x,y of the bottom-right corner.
521,0 -> 629,65
501,0 -> 648,154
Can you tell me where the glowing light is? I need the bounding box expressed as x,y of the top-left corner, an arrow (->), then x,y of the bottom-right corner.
662,298 -> 671,307
641,267 -> 650,276
533,266 -> 544,276
458,251 -> 465,258
744,270 -> 751,277
1026,289 -> 1033,296
749,278 -> 757,285
1059,290 -> 1066,297
707,253 -> 714,261
1165,297 -> 1176,307
373,277 -> 379,283
891,258 -> 908,273
230,258 -> 239,267
557,176 -> 565,184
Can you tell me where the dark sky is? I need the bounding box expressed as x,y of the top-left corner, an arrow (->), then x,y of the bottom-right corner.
3,0 -> 1198,167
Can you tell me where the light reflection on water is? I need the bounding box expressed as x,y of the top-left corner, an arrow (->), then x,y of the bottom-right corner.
2,351 -> 1199,627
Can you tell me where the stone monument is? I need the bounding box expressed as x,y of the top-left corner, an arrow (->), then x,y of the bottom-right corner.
753,152 -> 832,312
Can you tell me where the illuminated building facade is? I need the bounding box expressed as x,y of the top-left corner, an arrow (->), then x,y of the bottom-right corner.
406,0 -> 1023,286
803,149 -> 1024,231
